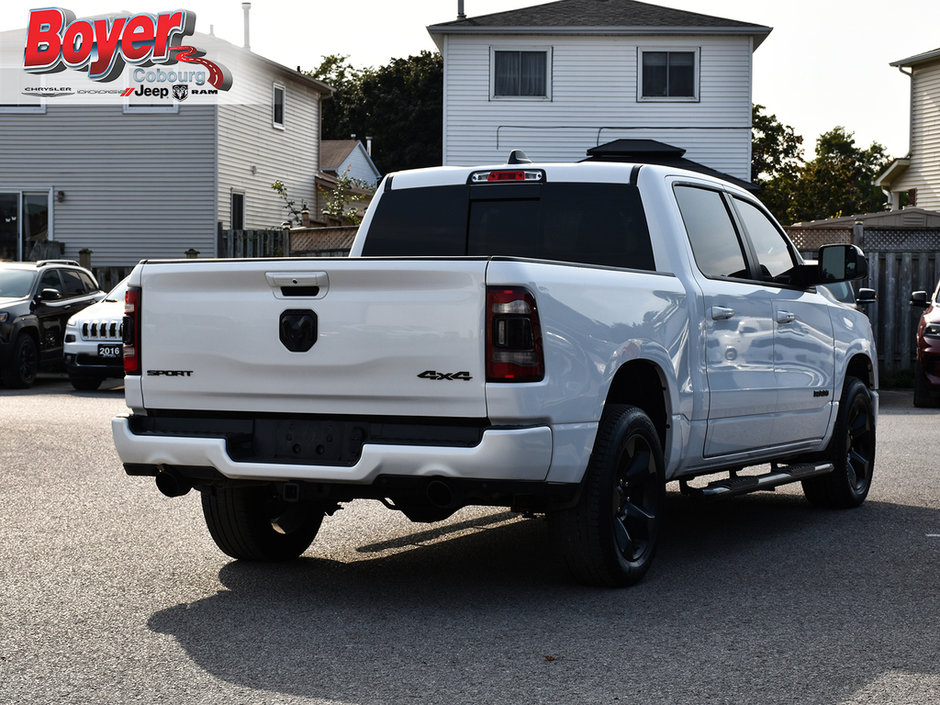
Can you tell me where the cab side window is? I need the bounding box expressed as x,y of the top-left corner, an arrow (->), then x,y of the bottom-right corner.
674,185 -> 748,279
38,270 -> 62,294
732,197 -> 796,281
60,270 -> 88,297
77,272 -> 97,293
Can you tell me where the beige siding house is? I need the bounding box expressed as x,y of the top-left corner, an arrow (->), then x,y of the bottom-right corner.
427,0 -> 770,180
0,26 -> 329,267
877,48 -> 940,211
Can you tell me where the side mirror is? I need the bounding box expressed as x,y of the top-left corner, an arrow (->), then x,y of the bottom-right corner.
819,244 -> 868,282
910,290 -> 929,308
37,287 -> 62,302
856,288 -> 877,306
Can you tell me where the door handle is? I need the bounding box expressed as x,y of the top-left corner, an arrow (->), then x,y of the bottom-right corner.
711,306 -> 735,320
776,310 -> 795,324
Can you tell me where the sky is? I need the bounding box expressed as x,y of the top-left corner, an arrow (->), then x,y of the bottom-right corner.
3,0 -> 940,159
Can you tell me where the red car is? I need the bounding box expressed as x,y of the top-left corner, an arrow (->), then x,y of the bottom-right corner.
911,279 -> 940,407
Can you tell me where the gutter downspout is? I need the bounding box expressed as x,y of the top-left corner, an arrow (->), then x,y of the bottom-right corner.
888,65 -> 914,210
898,64 -> 913,156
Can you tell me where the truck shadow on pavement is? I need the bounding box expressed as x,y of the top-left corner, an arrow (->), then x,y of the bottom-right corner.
147,493 -> 939,704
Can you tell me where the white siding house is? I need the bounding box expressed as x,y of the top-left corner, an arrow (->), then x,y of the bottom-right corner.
876,48 -> 940,211
0,26 -> 329,268
427,0 -> 770,181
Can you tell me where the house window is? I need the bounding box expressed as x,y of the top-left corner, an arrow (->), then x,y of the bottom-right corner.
231,192 -> 245,230
0,193 -> 18,260
0,191 -> 51,261
491,49 -> 551,99
639,49 -> 698,101
273,84 -> 285,128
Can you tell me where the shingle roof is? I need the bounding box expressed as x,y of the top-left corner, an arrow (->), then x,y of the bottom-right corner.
320,140 -> 360,171
429,0 -> 771,46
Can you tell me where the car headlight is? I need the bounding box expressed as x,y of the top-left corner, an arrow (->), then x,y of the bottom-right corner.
925,323 -> 940,337
0,311 -> 8,323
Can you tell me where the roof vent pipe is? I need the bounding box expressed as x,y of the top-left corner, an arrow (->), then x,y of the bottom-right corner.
366,136 -> 373,155
457,1 -> 466,20
242,2 -> 251,49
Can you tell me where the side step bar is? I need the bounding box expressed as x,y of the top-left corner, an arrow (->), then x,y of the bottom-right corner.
680,462 -> 834,499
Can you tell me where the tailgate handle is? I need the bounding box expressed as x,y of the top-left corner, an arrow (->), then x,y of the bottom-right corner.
265,272 -> 329,299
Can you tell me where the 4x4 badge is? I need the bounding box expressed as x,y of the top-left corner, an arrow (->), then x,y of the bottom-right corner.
417,370 -> 472,381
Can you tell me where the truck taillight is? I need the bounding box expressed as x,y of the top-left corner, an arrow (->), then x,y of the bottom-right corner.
486,287 -> 544,382
123,286 -> 141,375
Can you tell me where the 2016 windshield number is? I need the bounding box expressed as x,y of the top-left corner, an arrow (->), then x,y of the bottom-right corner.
417,370 -> 472,382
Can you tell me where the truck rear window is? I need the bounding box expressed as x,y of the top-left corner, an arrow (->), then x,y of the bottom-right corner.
363,182 -> 655,270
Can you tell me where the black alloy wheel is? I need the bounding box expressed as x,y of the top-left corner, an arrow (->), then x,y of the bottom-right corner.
802,376 -> 876,508
551,404 -> 665,587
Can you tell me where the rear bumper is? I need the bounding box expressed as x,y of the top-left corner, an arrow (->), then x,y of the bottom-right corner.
112,415 -> 554,484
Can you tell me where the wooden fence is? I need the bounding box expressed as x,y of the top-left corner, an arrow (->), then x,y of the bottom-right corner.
788,224 -> 940,375
80,227 -> 352,291
91,266 -> 133,291
217,228 -> 290,258
289,226 -> 358,257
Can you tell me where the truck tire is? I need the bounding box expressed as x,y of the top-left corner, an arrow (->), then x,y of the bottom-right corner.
801,376 -> 876,508
550,405 -> 665,587
1,334 -> 38,388
200,485 -> 324,561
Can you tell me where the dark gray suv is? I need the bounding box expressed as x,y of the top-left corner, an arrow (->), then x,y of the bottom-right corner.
0,260 -> 104,388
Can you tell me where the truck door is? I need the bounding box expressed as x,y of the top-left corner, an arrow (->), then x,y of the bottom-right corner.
674,185 -> 779,456
727,196 -> 835,444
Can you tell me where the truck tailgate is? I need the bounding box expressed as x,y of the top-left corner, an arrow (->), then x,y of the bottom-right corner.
136,258 -> 488,417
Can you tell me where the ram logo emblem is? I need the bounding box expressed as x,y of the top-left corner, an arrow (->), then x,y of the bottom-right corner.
279,310 -> 318,352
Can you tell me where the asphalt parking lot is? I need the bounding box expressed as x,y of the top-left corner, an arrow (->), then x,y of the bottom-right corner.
0,378 -> 937,705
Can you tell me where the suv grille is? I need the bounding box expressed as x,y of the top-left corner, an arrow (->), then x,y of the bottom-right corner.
82,320 -> 123,341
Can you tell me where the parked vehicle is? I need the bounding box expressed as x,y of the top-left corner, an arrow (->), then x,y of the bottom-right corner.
0,260 -> 104,388
64,277 -> 129,391
112,157 -> 878,587
820,281 -> 877,310
911,278 -> 940,407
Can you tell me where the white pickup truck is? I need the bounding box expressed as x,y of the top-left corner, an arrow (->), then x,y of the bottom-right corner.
112,157 -> 878,587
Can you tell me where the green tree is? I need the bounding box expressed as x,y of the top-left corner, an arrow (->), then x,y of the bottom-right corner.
319,168 -> 369,225
751,105 -> 804,222
310,52 -> 443,173
751,104 -> 803,183
751,108 -> 889,224
784,127 -> 888,223
270,180 -> 303,227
